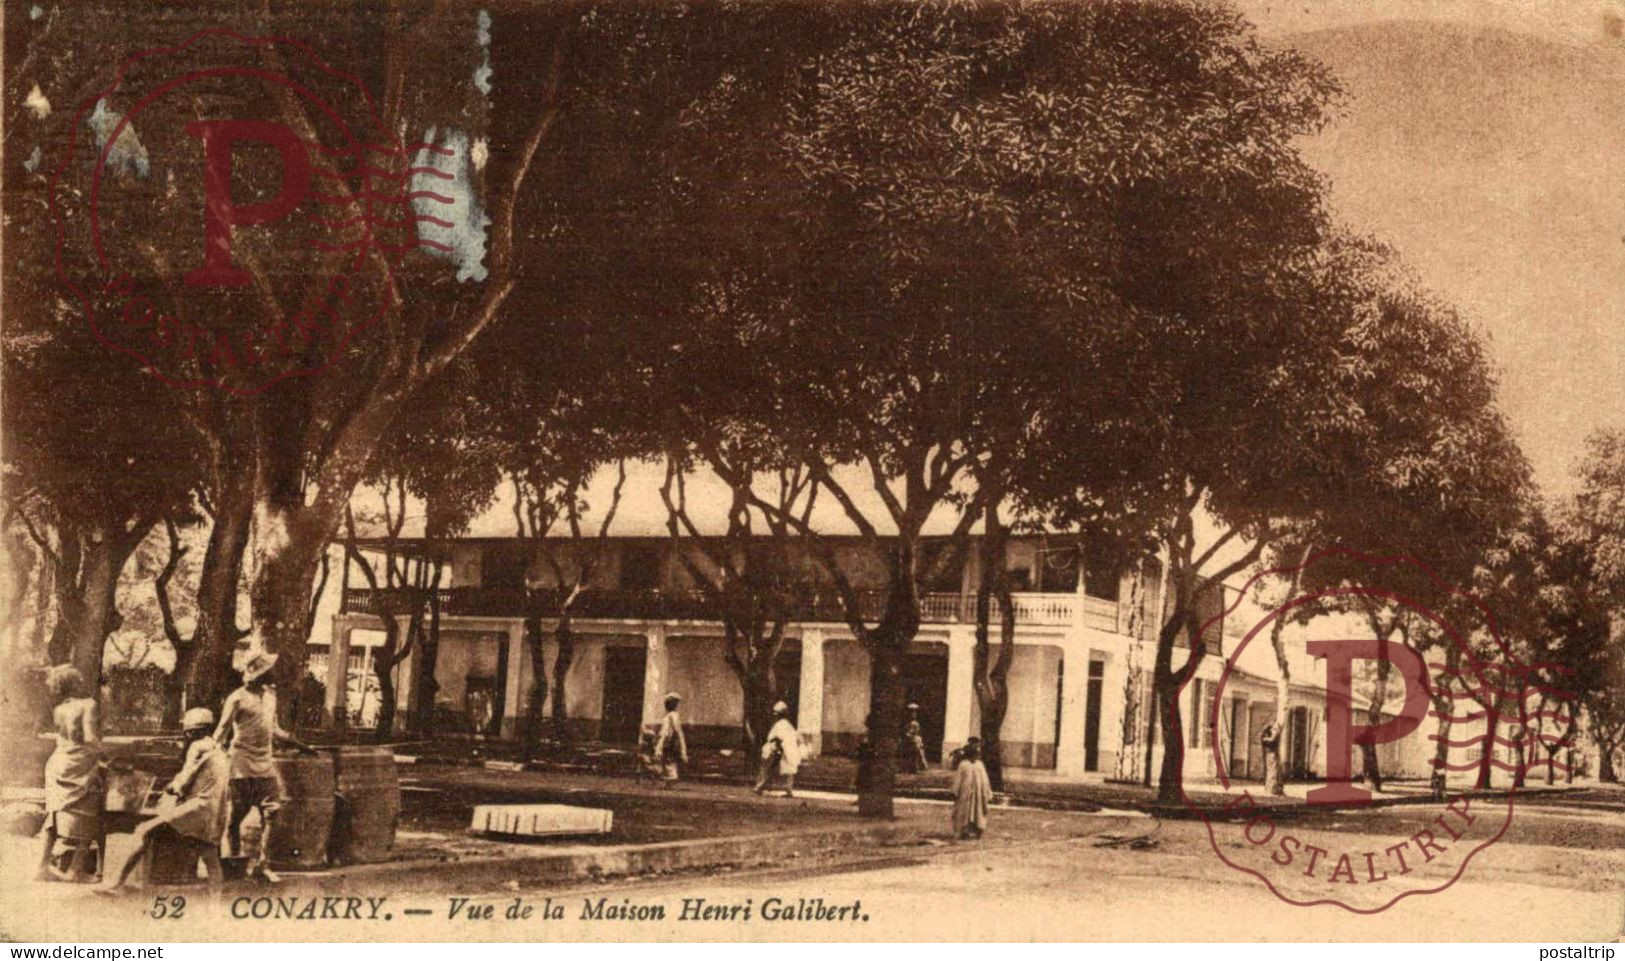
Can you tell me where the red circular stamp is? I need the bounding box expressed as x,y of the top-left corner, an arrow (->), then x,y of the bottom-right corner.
1183,547 -> 1573,913
48,29 -> 453,394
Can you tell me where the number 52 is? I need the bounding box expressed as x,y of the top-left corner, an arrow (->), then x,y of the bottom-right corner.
150,895 -> 186,920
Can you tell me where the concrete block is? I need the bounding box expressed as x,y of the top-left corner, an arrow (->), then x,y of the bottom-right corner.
470,803 -> 613,838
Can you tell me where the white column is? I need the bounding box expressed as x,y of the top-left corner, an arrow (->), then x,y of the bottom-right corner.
642,624 -> 669,726
325,618 -> 352,728
1055,639 -> 1090,776
1095,647 -> 1124,775
502,620 -> 526,739
797,629 -> 825,757
942,628 -> 976,758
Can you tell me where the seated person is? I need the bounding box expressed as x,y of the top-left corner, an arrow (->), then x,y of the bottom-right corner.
98,708 -> 230,894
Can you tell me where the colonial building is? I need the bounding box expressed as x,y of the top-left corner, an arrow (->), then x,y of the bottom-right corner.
318,533 -> 1345,783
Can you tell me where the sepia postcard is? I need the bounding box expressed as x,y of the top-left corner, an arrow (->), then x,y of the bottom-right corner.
1,0 -> 1622,946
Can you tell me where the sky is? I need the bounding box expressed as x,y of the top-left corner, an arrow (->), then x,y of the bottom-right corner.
1235,0 -> 1625,45
1239,0 -> 1625,496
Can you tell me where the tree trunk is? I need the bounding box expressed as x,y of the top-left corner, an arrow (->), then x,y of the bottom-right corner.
409,584 -> 443,733
184,476 -> 255,712
1475,698 -> 1501,790
1153,606 -> 1200,804
1428,689 -> 1453,799
549,615 -> 576,734
1362,656 -> 1391,793
1512,733 -> 1527,789
67,530 -> 131,687
980,690 -> 1010,792
1599,746 -> 1618,783
520,613 -> 548,755
1141,686 -> 1157,788
859,644 -> 905,819
372,610 -> 417,742
44,520 -> 144,692
970,507 -> 1015,792
1155,671 -> 1187,803
738,654 -> 779,755
252,519 -> 332,723
30,553 -> 54,661
1263,545 -> 1308,797
251,396 -> 406,726
162,644 -> 194,731
374,655 -> 398,742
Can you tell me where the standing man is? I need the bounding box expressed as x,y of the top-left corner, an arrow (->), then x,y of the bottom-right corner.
98,708 -> 229,894
653,692 -> 688,788
214,651 -> 314,882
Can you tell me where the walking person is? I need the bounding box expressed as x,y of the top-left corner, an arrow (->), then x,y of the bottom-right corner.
97,708 -> 230,894
752,701 -> 801,798
951,738 -> 994,840
37,665 -> 104,883
214,651 -> 315,882
653,692 -> 688,788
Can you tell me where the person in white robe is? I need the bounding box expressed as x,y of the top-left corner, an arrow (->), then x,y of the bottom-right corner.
752,702 -> 802,797
951,738 -> 994,840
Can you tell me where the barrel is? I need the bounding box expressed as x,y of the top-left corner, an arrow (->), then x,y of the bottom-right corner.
269,753 -> 334,870
330,746 -> 400,863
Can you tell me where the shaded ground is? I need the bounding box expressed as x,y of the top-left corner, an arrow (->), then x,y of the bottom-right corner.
3,762 -> 1617,942
396,764 -> 1143,849
399,769 -> 870,846
388,735 -> 1602,815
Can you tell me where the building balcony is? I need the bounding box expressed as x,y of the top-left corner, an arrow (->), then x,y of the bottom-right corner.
340,586 -> 1127,634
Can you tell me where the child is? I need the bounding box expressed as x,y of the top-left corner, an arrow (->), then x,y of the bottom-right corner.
98,708 -> 229,894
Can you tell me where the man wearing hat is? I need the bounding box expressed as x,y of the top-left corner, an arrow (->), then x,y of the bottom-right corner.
752,701 -> 802,798
652,692 -> 688,788
98,707 -> 229,893
213,650 -> 314,882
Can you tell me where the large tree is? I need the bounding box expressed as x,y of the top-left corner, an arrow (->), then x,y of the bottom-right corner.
1559,428 -> 1625,781
1263,280 -> 1531,797
13,1 -> 856,721
660,450 -> 820,756
1,321 -> 199,690
653,0 -> 1350,816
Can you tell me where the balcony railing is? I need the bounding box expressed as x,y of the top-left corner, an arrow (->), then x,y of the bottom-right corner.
341,586 -> 1122,632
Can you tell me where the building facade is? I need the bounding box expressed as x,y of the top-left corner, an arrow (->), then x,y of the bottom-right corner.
321,533 -> 1342,783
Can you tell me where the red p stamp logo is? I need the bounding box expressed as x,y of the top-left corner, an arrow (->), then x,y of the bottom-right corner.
1305,637 -> 1432,806
49,29 -> 454,393
1185,548 -> 1575,913
184,119 -> 316,288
